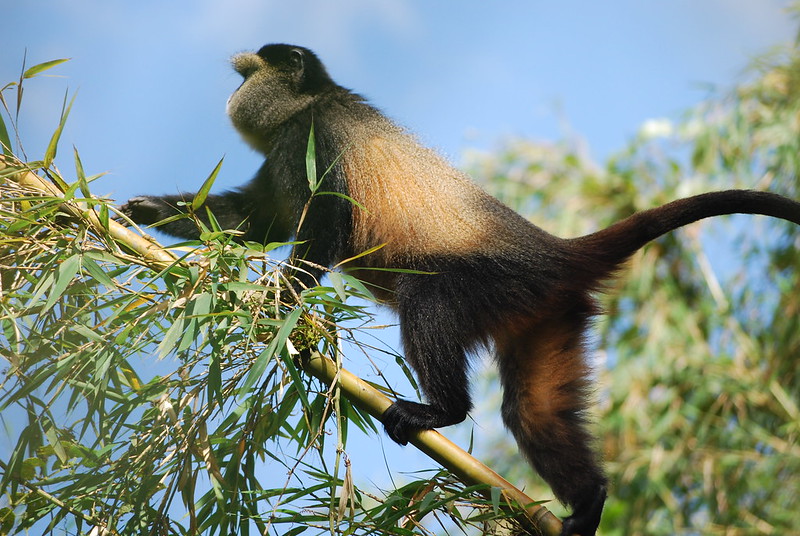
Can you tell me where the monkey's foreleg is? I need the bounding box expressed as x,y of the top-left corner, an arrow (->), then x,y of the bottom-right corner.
382,277 -> 475,444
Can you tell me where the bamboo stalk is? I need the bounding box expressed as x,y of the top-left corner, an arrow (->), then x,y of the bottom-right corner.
302,350 -> 563,536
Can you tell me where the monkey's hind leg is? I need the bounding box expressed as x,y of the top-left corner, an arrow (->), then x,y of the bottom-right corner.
497,314 -> 607,536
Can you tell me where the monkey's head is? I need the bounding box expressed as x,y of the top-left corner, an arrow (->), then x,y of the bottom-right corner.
227,44 -> 334,153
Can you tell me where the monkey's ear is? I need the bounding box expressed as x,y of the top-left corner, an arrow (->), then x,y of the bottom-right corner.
289,48 -> 305,76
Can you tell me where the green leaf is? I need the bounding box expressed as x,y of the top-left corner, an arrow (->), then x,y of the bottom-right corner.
490,486 -> 501,515
278,345 -> 309,411
328,271 -> 347,302
0,112 -> 11,155
314,190 -> 366,210
0,424 -> 33,491
208,347 -> 223,406
73,146 -> 90,198
0,507 -> 15,534
204,205 -> 222,232
98,202 -> 109,230
176,292 -> 213,353
420,490 -> 439,513
305,122 -> 318,192
43,426 -> 68,464
191,157 -> 223,211
241,306 -> 303,393
71,323 -> 105,343
81,255 -> 116,288
44,90 -> 77,168
42,254 -> 81,313
147,211 -> 193,228
22,58 -> 70,79
158,312 -> 186,360
333,243 -> 387,268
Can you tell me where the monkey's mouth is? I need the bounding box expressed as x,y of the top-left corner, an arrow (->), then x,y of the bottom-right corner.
226,79 -> 247,115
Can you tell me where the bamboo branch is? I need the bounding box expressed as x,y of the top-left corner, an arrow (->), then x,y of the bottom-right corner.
2,155 -> 563,535
301,350 -> 562,536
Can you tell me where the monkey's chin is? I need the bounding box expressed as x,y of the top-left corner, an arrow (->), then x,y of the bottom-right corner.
225,93 -> 238,117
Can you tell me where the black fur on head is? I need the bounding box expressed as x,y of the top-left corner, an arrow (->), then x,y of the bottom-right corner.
256,43 -> 334,93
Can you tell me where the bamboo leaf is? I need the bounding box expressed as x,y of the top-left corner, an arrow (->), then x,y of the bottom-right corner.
305,123 -> 318,192
42,254 -> 81,313
98,202 -> 109,230
177,292 -> 213,353
22,58 -> 70,79
43,425 -> 68,464
333,243 -> 386,268
147,211 -> 193,228
158,312 -> 187,360
490,486 -> 502,515
328,271 -> 347,301
73,146 -> 90,198
208,347 -> 223,406
278,345 -> 309,411
44,90 -> 77,168
0,113 -> 11,155
314,190 -> 366,211
81,255 -> 115,288
191,157 -> 223,211
241,307 -> 303,394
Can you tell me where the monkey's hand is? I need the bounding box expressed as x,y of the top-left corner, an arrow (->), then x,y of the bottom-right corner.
119,196 -> 180,226
382,399 -> 468,445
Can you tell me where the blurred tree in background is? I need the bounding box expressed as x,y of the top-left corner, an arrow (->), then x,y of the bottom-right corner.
470,35 -> 800,536
2,22 -> 799,536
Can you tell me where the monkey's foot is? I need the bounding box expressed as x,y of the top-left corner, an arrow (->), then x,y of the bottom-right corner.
560,484 -> 606,536
382,399 -> 467,445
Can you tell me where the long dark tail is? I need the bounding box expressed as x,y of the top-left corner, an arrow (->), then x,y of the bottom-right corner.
567,189 -> 800,279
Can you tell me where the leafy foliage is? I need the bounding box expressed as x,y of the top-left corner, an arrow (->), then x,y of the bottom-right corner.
0,62 -> 544,536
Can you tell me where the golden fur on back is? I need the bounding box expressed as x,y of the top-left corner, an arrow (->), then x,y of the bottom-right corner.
344,135 -> 488,259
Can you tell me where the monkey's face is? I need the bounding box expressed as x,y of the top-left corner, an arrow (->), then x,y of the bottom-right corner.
227,44 -> 331,154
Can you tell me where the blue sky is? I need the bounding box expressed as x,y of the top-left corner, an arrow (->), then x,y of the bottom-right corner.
3,0 -> 797,507
3,1 -> 795,205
